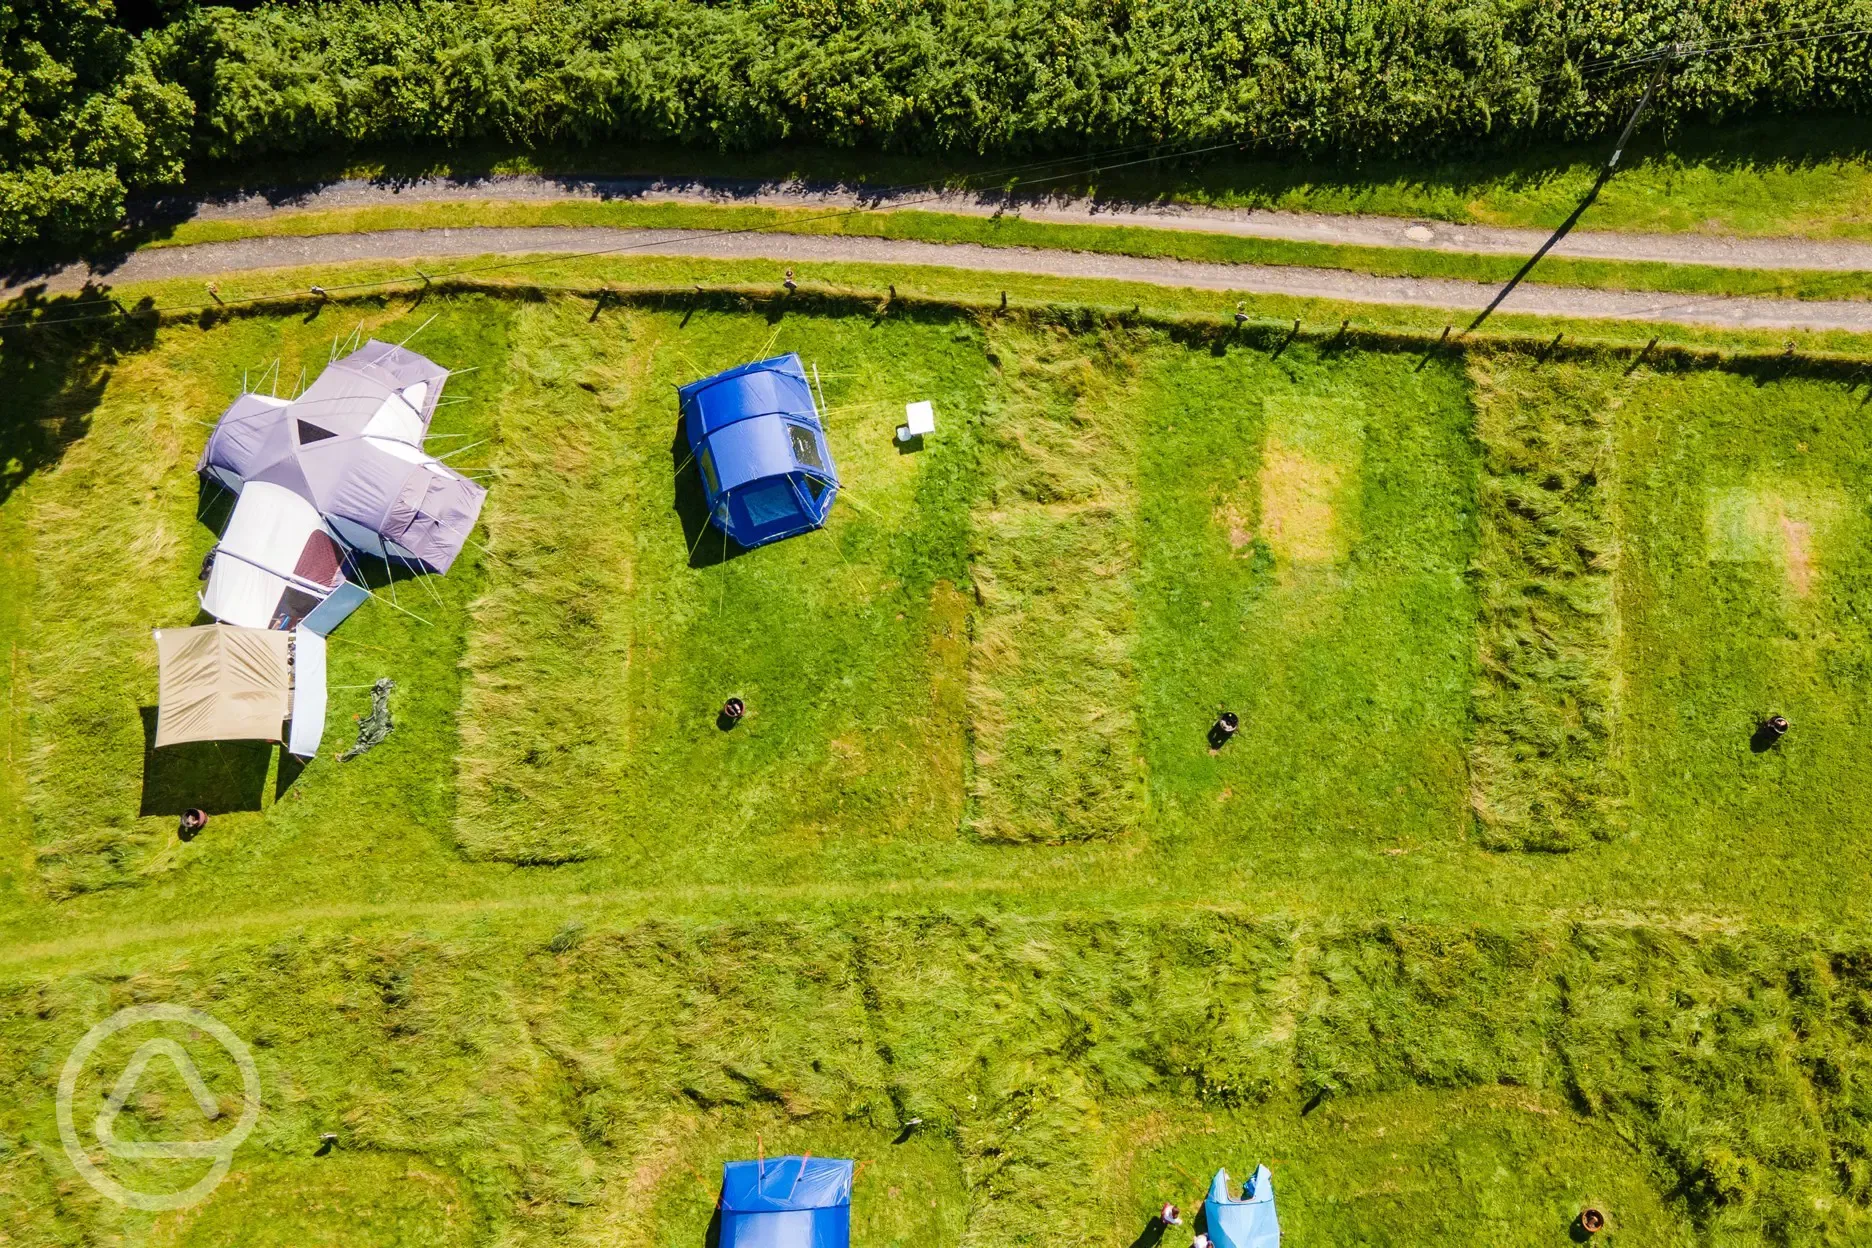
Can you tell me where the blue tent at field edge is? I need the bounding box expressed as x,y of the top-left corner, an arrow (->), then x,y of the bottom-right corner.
1205,1164 -> 1280,1248
719,1155 -> 853,1248
679,353 -> 840,550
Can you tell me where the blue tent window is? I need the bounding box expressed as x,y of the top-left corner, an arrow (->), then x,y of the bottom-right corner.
741,479 -> 804,528
788,423 -> 828,472
699,447 -> 721,494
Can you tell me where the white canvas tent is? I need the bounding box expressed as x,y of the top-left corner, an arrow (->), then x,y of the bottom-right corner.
153,624 -> 327,758
200,481 -> 360,631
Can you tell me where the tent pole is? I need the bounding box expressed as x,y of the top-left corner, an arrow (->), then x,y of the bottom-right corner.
717,528 -> 729,615
787,1153 -> 811,1201
398,313 -> 439,347
358,582 -> 433,628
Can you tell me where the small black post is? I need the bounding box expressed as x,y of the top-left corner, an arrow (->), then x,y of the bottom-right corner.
718,697 -> 747,731
205,283 -> 224,306
1750,714 -> 1791,753
1207,711 -> 1241,750
999,290 -> 1008,312
1626,336 -> 1658,375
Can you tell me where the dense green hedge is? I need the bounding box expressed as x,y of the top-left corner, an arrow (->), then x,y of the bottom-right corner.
0,0 -> 191,247
6,0 -> 1872,249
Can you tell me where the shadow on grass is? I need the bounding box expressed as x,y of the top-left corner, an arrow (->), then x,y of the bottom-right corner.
0,286 -> 158,507
670,418 -> 747,568
196,474 -> 236,537
1126,1216 -> 1168,1248
138,706 -> 272,817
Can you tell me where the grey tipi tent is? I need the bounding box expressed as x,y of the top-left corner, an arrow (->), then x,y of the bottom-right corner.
199,341 -> 484,573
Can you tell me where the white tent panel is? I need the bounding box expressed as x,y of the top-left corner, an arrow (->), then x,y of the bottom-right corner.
363,393 -> 424,445
201,556 -> 289,628
287,629 -> 327,758
222,482 -> 327,569
200,482 -> 330,627
365,435 -> 435,466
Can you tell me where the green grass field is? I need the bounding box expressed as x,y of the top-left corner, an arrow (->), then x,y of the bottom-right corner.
6,267 -> 1872,1245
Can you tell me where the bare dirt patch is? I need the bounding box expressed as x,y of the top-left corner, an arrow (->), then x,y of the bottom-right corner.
1254,396 -> 1365,567
1214,498 -> 1254,550
1704,485 -> 1843,597
1780,514 -> 1816,597
1258,445 -> 1349,564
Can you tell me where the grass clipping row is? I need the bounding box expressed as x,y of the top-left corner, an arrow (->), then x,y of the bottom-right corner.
1466,352 -> 1626,851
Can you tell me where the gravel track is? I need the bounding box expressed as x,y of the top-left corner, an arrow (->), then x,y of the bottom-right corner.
170,173 -> 1872,271
11,225 -> 1872,334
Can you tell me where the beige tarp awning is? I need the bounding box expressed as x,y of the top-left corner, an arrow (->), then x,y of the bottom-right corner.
154,624 -> 292,746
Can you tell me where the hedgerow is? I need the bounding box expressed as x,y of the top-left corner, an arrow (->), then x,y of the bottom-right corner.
6,0 -> 1872,247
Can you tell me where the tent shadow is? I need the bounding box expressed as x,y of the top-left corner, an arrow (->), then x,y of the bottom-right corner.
196,474 -> 236,538
276,750 -> 307,799
704,1206 -> 723,1248
1125,1218 -> 1168,1248
138,707 -> 270,818
670,419 -> 746,568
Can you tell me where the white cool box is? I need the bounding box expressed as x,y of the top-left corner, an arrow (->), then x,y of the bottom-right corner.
897,400 -> 936,444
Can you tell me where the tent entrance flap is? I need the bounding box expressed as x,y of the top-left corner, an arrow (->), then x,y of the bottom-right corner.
287,629 -> 328,758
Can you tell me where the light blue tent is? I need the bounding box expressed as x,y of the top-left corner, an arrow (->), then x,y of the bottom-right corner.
1205,1165 -> 1280,1248
719,1155 -> 853,1248
679,354 -> 839,549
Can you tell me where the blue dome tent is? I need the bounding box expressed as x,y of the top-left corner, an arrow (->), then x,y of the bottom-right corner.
1205,1165 -> 1280,1248
718,1155 -> 853,1248
679,354 -> 839,549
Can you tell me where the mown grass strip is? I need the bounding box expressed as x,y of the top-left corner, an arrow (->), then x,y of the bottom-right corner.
1466,351 -> 1625,852
453,299 -> 641,864
21,334 -> 232,897
967,320 -> 1146,844
22,251 -> 1872,361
